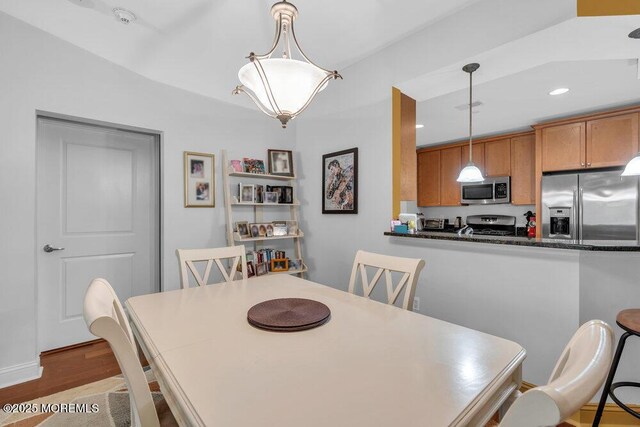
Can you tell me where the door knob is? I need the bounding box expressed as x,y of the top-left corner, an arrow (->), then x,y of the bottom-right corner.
43,244 -> 65,253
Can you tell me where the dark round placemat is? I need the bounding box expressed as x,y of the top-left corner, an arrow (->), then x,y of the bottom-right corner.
247,298 -> 330,332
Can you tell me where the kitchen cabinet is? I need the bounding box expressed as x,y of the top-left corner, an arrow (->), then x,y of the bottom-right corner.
586,113 -> 639,169
440,146 -> 462,206
461,143 -> 484,176
510,134 -> 535,205
417,151 -> 440,206
484,139 -> 511,177
541,122 -> 585,172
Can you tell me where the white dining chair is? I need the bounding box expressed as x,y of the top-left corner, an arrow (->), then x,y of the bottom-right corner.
176,245 -> 247,289
497,319 -> 614,427
83,278 -> 171,427
348,250 -> 425,311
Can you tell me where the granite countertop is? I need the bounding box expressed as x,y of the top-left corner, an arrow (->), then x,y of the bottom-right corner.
384,231 -> 640,251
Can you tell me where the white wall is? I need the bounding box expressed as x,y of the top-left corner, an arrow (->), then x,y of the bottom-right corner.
0,12 -> 294,386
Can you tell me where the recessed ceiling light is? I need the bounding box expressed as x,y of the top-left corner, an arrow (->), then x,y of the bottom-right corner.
549,88 -> 570,96
416,124 -> 424,129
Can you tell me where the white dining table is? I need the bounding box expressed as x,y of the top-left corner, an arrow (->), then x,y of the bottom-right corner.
126,274 -> 525,427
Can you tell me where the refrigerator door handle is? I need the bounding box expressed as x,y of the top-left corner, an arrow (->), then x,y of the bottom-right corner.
579,187 -> 584,241
573,189 -> 578,240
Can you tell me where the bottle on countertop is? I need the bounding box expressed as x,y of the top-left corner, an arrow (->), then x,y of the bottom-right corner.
524,211 -> 536,238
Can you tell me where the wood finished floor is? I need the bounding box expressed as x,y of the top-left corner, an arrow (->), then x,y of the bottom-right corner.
0,339 -> 146,405
0,341 -> 572,426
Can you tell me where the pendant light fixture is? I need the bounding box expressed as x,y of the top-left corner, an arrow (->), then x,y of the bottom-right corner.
233,1 -> 342,128
622,153 -> 640,176
457,63 -> 484,183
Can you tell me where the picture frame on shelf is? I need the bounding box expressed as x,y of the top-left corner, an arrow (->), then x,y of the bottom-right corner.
243,158 -> 266,174
289,259 -> 303,271
236,221 -> 250,238
286,220 -> 298,236
266,224 -> 274,237
258,224 -> 268,237
272,221 -> 288,236
322,147 -> 358,214
267,149 -> 294,177
271,258 -> 289,272
240,184 -> 255,204
230,159 -> 243,173
264,191 -> 279,204
267,185 -> 293,204
250,224 -> 260,238
255,262 -> 268,276
184,151 -> 215,208
255,184 -> 264,203
247,261 -> 255,278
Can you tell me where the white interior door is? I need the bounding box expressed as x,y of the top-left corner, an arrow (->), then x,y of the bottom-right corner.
37,117 -> 159,351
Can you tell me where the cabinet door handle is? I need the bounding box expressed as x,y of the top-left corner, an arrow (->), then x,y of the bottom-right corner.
587,162 -> 592,167
581,162 -> 585,167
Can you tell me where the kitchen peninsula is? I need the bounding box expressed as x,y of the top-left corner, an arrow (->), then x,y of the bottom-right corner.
385,230 -> 640,251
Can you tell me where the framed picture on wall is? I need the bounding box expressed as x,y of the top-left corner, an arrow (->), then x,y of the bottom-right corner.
184,151 -> 215,208
322,148 -> 358,214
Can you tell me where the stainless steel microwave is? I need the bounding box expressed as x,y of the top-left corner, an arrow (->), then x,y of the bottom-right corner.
461,176 -> 510,204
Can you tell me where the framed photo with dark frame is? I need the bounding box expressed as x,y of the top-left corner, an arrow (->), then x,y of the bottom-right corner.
268,149 -> 294,177
322,147 -> 358,214
184,151 -> 215,208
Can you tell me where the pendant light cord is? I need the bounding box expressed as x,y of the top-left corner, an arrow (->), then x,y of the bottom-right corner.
469,69 -> 473,163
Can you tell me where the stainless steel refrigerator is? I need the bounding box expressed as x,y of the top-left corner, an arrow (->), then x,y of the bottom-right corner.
541,171 -> 639,240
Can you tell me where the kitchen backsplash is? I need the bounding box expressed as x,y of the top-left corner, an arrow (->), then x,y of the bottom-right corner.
418,204 -> 535,226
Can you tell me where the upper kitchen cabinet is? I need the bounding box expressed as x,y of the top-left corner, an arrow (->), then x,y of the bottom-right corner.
510,134 -> 535,205
440,146 -> 462,206
540,122 -> 585,172
484,139 -> 511,177
586,113 -> 639,169
461,143 -> 484,176
417,151 -> 440,206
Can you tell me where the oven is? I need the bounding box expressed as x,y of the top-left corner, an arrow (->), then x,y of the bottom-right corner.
461,176 -> 510,204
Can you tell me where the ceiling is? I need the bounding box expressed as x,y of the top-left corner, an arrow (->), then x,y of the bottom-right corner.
399,14 -> 640,146
417,59 -> 640,146
0,0 -> 481,106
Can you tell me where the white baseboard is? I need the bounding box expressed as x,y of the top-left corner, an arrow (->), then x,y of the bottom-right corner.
0,360 -> 43,389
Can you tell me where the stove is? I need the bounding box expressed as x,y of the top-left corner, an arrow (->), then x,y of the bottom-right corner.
465,215 -> 517,237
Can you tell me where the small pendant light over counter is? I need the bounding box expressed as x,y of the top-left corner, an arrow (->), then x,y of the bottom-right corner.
622,153 -> 640,176
457,63 -> 484,183
233,1 -> 342,128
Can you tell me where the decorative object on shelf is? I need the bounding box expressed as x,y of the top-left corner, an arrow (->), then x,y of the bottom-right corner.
239,184 -> 255,203
286,220 -> 298,235
249,224 -> 260,238
289,259 -> 303,270
236,221 -> 250,238
457,63 -> 484,183
232,1 -> 342,128
272,221 -> 288,236
267,185 -> 293,203
184,151 -> 215,208
322,147 -> 358,214
271,258 -> 289,272
264,191 -> 279,204
243,158 -> 266,174
268,149 -> 294,176
266,224 -> 274,237
247,261 -> 256,277
255,184 -> 264,203
255,262 -> 268,276
230,160 -> 243,173
622,152 -> 640,176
